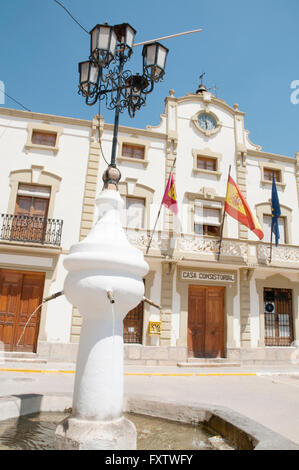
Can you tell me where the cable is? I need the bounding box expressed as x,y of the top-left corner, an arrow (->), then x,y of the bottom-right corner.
0,1 -> 89,116
52,0 -> 109,164
0,88 -> 31,112
52,0 -> 89,34
98,98 -> 109,166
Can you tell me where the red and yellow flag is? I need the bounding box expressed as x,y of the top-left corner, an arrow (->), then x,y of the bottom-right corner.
162,172 -> 178,214
225,175 -> 264,240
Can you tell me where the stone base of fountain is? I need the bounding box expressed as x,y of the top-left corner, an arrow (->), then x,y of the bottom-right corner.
55,415 -> 137,450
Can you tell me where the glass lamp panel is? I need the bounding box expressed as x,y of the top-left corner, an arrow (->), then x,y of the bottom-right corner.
110,30 -> 117,54
125,25 -> 136,48
89,62 -> 99,84
156,46 -> 167,70
144,44 -> 156,66
90,27 -> 99,53
133,86 -> 141,96
80,62 -> 89,83
98,26 -> 110,50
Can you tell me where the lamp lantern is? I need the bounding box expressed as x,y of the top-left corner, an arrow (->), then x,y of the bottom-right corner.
114,23 -> 136,56
78,60 -> 100,98
90,24 -> 117,66
142,42 -> 169,82
125,74 -> 149,117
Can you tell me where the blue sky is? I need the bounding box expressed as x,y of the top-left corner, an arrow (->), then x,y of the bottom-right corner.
0,0 -> 298,156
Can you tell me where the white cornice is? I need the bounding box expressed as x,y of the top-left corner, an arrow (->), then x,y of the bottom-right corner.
0,107 -> 92,127
174,93 -> 245,116
103,123 -> 167,140
247,148 -> 296,164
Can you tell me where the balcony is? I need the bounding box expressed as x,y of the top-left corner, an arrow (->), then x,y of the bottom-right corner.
126,228 -> 299,268
0,214 -> 63,247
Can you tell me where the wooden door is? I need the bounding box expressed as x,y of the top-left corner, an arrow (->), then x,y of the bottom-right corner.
0,270 -> 45,352
188,286 -> 225,358
123,301 -> 144,344
187,287 -> 205,357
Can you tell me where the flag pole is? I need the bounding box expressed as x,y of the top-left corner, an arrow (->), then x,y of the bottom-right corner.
146,157 -> 177,255
218,165 -> 231,261
269,172 -> 274,263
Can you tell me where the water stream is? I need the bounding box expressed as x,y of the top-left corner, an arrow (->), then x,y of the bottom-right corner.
16,303 -> 43,347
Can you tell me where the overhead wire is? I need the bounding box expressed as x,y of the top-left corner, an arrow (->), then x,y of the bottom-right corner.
0,88 -> 31,112
98,98 -> 109,166
0,2 -> 89,116
52,0 -> 89,34
52,1 -> 109,164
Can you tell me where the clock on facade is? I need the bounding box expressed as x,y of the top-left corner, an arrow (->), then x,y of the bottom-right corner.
197,112 -> 217,131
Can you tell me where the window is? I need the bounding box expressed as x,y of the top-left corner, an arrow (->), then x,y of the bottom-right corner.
15,184 -> 51,217
122,143 -> 145,160
263,168 -> 281,183
125,197 -> 145,229
123,300 -> 144,344
259,163 -> 285,189
194,201 -> 221,237
263,215 -> 286,244
264,288 -> 294,346
192,148 -> 222,178
32,131 -> 57,147
25,124 -> 63,155
196,156 -> 217,172
11,184 -> 51,243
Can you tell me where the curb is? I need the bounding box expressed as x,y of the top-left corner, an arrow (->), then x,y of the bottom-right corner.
1,368 -> 299,377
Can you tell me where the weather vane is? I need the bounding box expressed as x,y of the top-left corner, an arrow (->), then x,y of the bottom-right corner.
199,72 -> 206,84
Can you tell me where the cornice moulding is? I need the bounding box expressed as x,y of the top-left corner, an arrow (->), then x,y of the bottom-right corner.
175,94 -> 245,116
103,123 -> 167,140
0,107 -> 92,127
248,149 -> 295,164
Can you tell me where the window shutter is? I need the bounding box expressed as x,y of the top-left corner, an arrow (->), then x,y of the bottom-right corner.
18,184 -> 51,199
194,204 -> 220,226
126,197 -> 145,228
263,215 -> 285,244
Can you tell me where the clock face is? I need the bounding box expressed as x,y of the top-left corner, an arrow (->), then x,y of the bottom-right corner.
197,113 -> 217,131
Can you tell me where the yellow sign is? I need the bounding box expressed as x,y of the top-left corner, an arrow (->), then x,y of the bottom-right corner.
148,321 -> 161,335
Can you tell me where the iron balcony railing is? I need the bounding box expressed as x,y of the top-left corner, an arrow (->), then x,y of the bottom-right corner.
0,214 -> 63,246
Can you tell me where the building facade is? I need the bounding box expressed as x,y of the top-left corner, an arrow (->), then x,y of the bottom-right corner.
1,85 -> 299,364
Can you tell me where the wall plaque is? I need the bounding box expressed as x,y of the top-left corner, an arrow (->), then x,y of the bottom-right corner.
182,271 -> 235,283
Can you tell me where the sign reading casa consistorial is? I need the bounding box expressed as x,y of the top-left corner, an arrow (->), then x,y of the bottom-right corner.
182,271 -> 235,283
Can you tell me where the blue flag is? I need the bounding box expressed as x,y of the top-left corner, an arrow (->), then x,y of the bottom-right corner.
271,175 -> 281,246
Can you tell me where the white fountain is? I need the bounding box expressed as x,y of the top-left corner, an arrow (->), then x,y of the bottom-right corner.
55,167 -> 149,450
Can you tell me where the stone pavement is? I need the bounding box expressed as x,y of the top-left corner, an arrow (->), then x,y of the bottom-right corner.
0,361 -> 299,447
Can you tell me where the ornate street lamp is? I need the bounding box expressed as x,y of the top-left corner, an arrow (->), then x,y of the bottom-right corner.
78,22 -> 169,188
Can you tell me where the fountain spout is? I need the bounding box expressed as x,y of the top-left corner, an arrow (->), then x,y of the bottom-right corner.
107,290 -> 115,304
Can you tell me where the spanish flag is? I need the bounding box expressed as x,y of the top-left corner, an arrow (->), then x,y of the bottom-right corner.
225,175 -> 264,240
162,172 -> 178,214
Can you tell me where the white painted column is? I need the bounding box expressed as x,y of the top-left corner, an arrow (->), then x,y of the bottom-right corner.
55,189 -> 148,449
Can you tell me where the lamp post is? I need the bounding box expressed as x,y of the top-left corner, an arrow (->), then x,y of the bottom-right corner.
78,22 -> 168,186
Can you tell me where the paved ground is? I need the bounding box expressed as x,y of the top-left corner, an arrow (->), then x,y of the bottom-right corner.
0,361 -> 299,447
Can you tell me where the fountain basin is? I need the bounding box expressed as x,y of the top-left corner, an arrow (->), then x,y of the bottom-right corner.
0,393 -> 298,450
0,411 -> 232,451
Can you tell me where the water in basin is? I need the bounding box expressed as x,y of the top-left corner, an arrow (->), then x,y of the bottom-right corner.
0,412 -> 234,450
